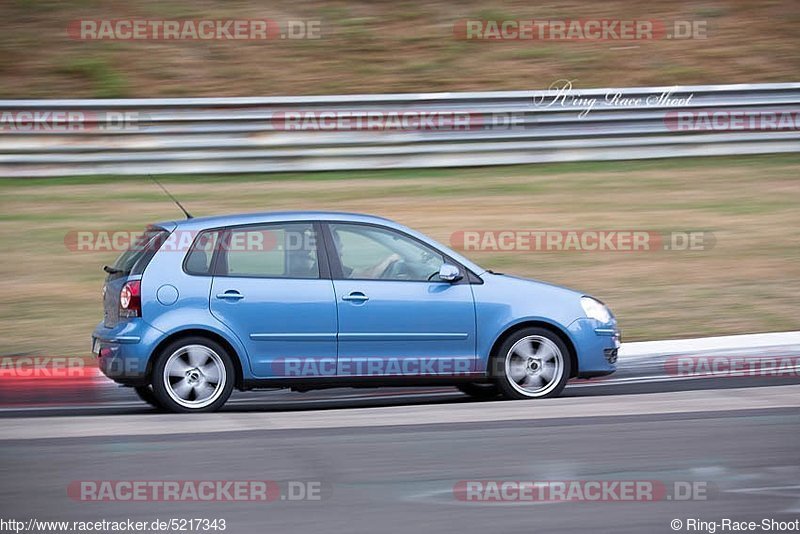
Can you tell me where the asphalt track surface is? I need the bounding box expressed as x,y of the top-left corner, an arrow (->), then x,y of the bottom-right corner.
1,346 -> 799,533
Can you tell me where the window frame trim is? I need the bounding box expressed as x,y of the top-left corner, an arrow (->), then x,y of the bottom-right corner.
182,221 -> 329,280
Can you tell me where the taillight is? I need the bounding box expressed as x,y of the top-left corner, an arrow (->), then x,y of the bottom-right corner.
119,280 -> 141,318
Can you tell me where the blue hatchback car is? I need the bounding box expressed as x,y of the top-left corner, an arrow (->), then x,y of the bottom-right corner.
93,211 -> 619,412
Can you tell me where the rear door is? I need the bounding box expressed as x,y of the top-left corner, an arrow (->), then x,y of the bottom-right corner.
208,222 -> 338,378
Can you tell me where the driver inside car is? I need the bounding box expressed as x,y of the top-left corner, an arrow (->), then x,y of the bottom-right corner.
332,229 -> 402,279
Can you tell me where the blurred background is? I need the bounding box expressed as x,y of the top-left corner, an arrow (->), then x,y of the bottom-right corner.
1,0 -> 798,96
0,0 -> 798,363
1,4 -> 800,532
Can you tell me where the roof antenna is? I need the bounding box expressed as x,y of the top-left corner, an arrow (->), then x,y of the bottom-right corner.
149,174 -> 193,219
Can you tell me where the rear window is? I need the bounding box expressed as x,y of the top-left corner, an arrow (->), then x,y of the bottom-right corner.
183,223 -> 320,279
221,223 -> 319,279
107,227 -> 169,280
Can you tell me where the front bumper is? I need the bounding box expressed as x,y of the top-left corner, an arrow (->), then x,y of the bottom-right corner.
567,318 -> 620,378
92,319 -> 163,386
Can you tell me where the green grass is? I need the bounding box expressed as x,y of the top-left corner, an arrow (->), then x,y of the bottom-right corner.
56,57 -> 129,98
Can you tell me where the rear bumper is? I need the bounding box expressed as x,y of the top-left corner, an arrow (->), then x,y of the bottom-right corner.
567,318 -> 620,378
92,319 -> 162,386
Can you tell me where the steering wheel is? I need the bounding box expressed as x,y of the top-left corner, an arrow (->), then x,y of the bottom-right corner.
381,258 -> 411,279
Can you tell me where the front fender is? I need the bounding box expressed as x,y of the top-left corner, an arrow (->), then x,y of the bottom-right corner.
475,315 -> 579,373
471,273 -> 585,372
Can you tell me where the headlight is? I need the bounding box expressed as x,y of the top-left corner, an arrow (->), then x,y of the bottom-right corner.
581,296 -> 612,323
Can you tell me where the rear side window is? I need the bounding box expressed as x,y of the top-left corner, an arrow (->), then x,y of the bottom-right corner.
184,230 -> 221,276
218,223 -> 319,279
107,227 -> 169,280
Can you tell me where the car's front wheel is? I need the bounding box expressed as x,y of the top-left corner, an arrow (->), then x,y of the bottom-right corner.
151,337 -> 235,413
494,327 -> 571,400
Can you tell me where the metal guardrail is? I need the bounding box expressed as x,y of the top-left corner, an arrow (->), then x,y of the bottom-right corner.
0,82 -> 798,177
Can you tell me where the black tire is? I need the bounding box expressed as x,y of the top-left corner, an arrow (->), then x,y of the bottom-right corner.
151,336 -> 235,413
492,327 -> 571,400
133,385 -> 164,410
456,382 -> 501,400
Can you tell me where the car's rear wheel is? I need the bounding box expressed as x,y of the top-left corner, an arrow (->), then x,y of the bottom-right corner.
151,337 -> 235,413
494,327 -> 571,399
133,385 -> 163,410
456,382 -> 501,400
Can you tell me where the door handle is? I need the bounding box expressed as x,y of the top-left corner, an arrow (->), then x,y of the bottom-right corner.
342,291 -> 369,303
216,290 -> 244,300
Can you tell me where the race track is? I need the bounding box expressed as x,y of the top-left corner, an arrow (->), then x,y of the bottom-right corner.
1,342 -> 799,533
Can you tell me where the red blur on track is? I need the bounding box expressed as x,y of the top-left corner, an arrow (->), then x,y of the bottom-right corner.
0,356 -> 102,406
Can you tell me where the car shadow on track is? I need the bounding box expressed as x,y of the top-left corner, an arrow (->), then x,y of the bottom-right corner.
3,376 -> 799,418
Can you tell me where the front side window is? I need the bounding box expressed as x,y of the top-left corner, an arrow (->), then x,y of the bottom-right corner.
330,223 -> 445,281
219,222 -> 319,279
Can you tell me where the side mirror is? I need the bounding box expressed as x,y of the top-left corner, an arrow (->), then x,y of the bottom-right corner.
438,263 -> 462,283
